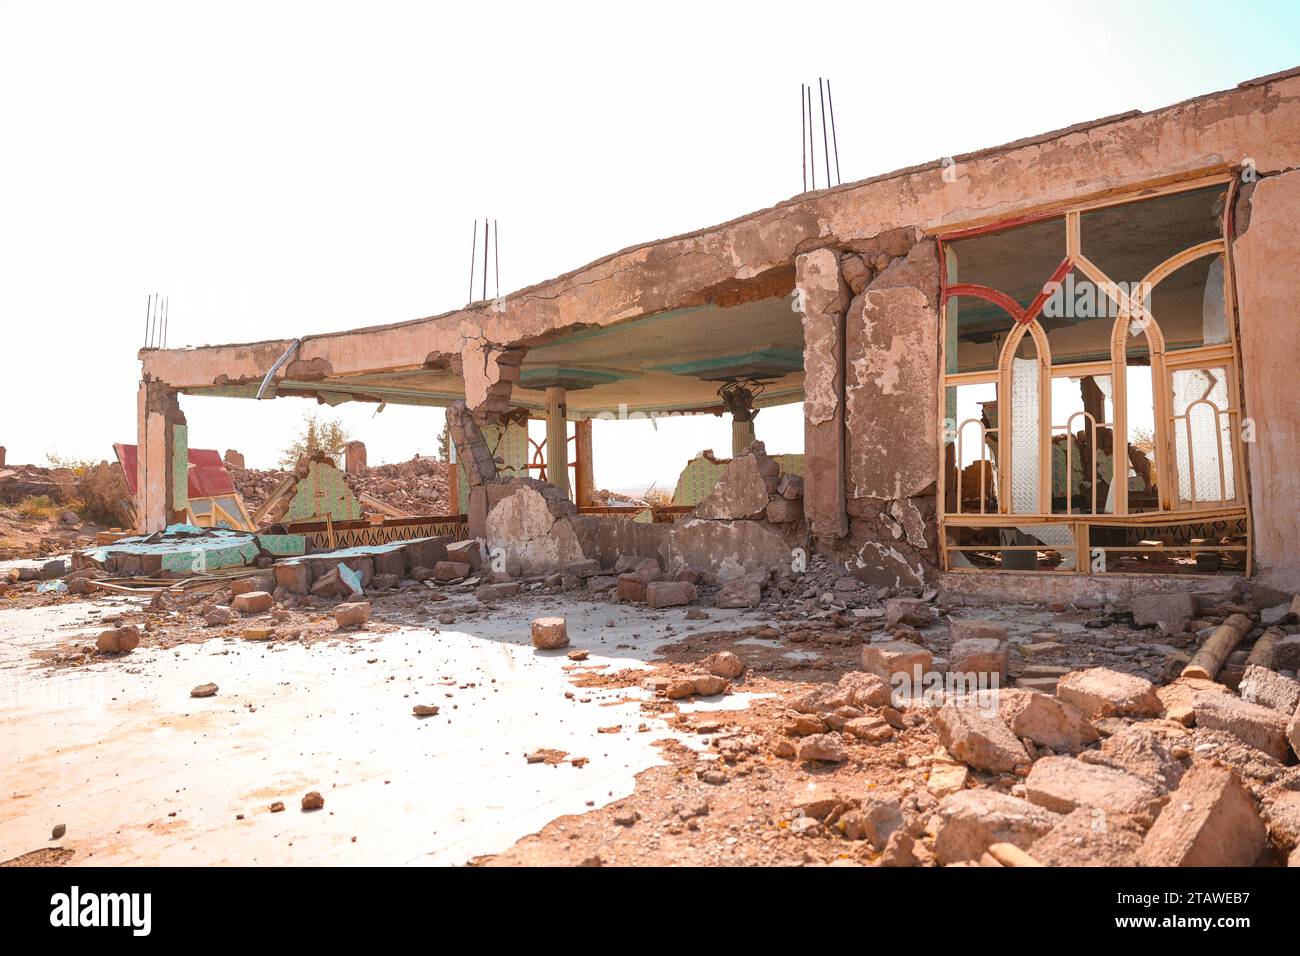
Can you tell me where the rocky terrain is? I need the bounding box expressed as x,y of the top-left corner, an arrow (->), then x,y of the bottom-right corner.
6,539 -> 1299,868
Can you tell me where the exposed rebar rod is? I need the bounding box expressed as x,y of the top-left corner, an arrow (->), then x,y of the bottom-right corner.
482,219 -> 489,302
819,78 -> 831,188
806,86 -> 816,191
493,218 -> 500,300
162,295 -> 169,348
827,79 -> 841,185
468,219 -> 478,304
143,294 -> 152,348
801,83 -> 806,193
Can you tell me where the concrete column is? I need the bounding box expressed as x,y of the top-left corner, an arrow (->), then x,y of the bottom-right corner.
545,386 -> 570,499
136,379 -> 188,533
574,418 -> 594,507
344,440 -> 367,474
731,417 -> 756,458
797,248 -> 850,539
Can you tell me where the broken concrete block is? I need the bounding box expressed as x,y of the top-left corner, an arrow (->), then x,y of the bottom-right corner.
645,580 -> 696,608
949,618 -> 1009,643
997,688 -> 1099,754
715,577 -> 762,609
663,518 -> 789,585
1133,591 -> 1197,628
1137,766 -> 1265,867
310,565 -> 363,599
949,637 -> 1009,682
840,794 -> 904,849
190,683 -> 218,698
930,700 -> 1029,773
1077,724 -> 1186,793
564,558 -> 601,578
702,651 -> 744,679
1192,692 -> 1291,761
884,597 -> 934,628
203,606 -> 235,627
334,602 -> 371,629
273,562 -> 310,594
1156,676 -> 1232,726
860,640 -> 931,684
694,455 -> 770,520
404,536 -> 452,569
372,548 -> 407,578
530,617 -> 569,649
1274,635 -> 1300,672
777,473 -> 804,501
796,733 -> 846,763
933,790 -> 1059,865
1056,667 -> 1163,720
764,496 -> 802,524
617,573 -> 648,604
232,591 -> 274,614
689,674 -> 727,696
476,582 -> 521,602
1260,602 -> 1296,627
241,627 -> 273,641
444,538 -> 482,570
96,625 -> 140,654
1024,756 -> 1163,821
1238,664 -> 1300,714
835,671 -> 892,709
1030,807 -> 1145,867
432,560 -> 471,581
1264,790 -> 1300,851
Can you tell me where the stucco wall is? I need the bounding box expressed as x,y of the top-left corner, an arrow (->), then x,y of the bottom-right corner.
1233,168 -> 1300,591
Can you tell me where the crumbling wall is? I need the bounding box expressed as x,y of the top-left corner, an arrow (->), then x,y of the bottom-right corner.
1232,167 -> 1300,592
837,233 -> 941,588
481,477 -> 587,575
662,442 -> 805,584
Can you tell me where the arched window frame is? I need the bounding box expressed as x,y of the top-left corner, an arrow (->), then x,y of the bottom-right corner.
936,174 -> 1248,572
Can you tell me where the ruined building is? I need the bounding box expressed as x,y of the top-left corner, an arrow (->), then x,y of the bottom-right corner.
133,68 -> 1300,603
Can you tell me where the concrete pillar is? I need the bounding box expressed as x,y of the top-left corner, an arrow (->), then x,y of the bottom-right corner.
136,379 -> 188,533
545,386 -> 570,499
344,440 -> 367,475
797,248 -> 850,539
731,417 -> 756,458
0,446 -> 6,468
574,418 -> 594,507
223,449 -> 245,470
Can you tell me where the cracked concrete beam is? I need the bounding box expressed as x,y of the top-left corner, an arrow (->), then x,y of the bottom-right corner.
137,74 -> 1300,397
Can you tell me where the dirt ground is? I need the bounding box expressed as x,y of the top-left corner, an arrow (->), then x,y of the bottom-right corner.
7,551 -> 1293,869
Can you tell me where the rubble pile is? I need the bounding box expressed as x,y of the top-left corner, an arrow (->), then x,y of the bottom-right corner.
229,455 -> 451,516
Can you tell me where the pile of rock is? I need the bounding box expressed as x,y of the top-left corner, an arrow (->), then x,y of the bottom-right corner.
229,454 -> 451,516
917,662 -> 1300,866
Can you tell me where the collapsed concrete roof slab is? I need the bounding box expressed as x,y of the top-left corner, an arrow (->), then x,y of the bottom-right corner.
140,69 -> 1300,415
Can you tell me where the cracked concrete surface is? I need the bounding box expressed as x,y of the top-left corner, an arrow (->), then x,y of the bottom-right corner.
0,598 -> 765,866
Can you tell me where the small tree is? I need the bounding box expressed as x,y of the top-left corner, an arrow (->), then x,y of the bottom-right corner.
437,416 -> 451,463
279,412 -> 350,469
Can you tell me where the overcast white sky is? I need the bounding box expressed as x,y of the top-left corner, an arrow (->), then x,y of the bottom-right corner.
1,1 -> 1296,491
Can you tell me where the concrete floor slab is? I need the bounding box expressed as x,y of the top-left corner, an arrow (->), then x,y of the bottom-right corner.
0,598 -> 763,866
